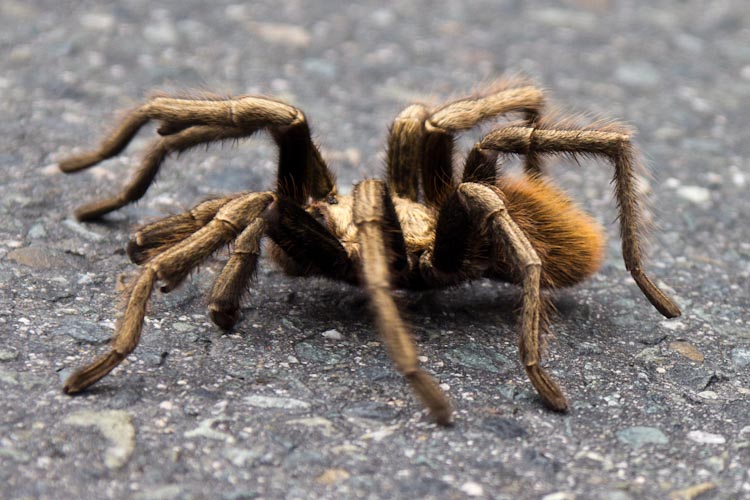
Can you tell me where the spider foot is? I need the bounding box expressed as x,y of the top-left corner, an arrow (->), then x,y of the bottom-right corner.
406,371 -> 453,426
208,302 -> 241,331
631,270 -> 681,318
73,198 -> 127,222
525,364 -> 569,412
62,350 -> 125,394
59,151 -> 105,173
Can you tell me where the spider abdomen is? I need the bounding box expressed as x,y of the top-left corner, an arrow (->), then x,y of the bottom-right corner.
493,175 -> 606,289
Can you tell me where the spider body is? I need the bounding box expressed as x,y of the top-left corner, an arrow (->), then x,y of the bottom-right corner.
300,179 -> 605,290
59,81 -> 680,425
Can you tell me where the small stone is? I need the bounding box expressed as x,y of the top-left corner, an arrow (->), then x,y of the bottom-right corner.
321,328 -> 344,340
697,390 -> 718,400
669,364 -> 715,391
686,430 -> 725,445
596,491 -> 632,500
27,222 -> 47,239
574,451 -> 614,472
459,481 -> 484,497
244,395 -> 310,410
64,410 -> 135,469
316,468 -> 350,485
616,426 -> 669,448
79,13 -> 114,31
668,341 -> 704,362
134,485 -> 183,500
285,417 -> 337,437
676,185 -> 711,204
704,455 -> 725,473
541,492 -> 575,500
250,22 -> 311,48
730,347 -> 750,368
0,349 -> 18,362
184,417 -> 235,443
77,273 -> 97,285
222,447 -> 263,468
172,322 -> 194,333
360,424 -> 399,442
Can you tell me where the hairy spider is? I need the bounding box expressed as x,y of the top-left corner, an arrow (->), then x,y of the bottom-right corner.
58,80 -> 680,425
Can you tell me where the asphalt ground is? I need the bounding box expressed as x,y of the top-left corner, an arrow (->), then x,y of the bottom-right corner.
1,1 -> 749,498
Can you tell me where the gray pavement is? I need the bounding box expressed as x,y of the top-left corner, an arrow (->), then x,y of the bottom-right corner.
1,1 -> 749,498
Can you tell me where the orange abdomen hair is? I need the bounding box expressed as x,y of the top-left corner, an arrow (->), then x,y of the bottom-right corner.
498,175 -> 606,289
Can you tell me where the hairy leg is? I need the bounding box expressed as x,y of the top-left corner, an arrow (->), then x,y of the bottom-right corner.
456,183 -> 568,411
63,192 -> 275,393
60,94 -> 336,219
385,79 -> 546,205
353,179 -> 452,425
127,194 -> 245,265
264,198 -> 354,281
471,120 -> 681,318
208,218 -> 266,330
72,125 -> 247,221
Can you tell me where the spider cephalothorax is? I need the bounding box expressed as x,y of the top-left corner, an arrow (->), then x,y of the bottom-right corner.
59,80 -> 680,425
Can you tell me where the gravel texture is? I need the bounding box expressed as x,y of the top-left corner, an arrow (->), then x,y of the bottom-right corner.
1,1 -> 749,499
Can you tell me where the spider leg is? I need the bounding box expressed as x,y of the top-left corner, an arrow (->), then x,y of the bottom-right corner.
62,191 -> 275,393
264,198 -> 354,281
208,218 -> 265,330
60,94 -> 335,220
72,125 -> 248,221
353,179 -> 452,425
386,79 -> 545,205
472,121 -> 681,318
423,188 -> 484,284
127,194 -> 246,265
430,182 -> 567,411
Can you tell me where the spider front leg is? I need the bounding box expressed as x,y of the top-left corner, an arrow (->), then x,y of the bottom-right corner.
353,180 -> 452,425
474,121 -> 681,318
59,94 -> 335,220
386,79 -> 546,204
63,192 -> 275,393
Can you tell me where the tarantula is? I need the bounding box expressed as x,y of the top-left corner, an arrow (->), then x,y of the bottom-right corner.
58,80 -> 680,425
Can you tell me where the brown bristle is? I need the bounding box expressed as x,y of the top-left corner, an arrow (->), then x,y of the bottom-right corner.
498,175 -> 607,289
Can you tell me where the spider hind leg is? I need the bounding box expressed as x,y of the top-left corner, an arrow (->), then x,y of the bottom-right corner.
447,182 -> 568,411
